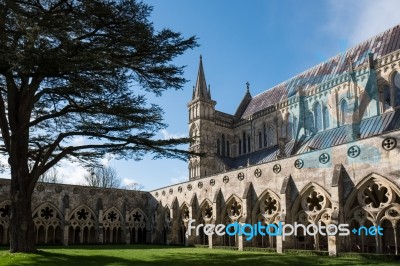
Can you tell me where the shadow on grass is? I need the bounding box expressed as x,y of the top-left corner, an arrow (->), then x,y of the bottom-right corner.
0,245 -> 399,266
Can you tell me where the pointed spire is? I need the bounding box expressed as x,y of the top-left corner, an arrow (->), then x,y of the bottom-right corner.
246,81 -> 250,93
193,55 -> 211,100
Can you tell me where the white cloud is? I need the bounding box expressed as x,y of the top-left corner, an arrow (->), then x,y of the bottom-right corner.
160,129 -> 186,140
57,160 -> 88,185
121,177 -> 138,186
327,0 -> 400,45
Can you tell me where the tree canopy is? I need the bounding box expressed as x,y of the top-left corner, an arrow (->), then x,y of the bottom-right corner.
0,0 -> 197,252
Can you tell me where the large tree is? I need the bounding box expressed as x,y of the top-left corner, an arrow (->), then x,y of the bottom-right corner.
0,0 -> 197,252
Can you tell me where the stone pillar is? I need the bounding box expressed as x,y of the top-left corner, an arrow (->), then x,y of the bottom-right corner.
98,210 -> 104,244
237,233 -> 244,251
63,224 -> 69,246
63,208 -> 70,246
208,234 -> 213,249
276,232 -> 283,253
125,225 -> 130,244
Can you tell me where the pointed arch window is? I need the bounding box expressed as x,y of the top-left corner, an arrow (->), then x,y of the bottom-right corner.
238,139 -> 242,155
217,139 -> 220,155
293,116 -> 298,138
340,100 -> 348,126
394,72 -> 400,106
305,111 -> 314,135
314,102 -> 322,132
258,132 -> 262,149
383,85 -> 391,110
267,126 -> 274,146
242,132 -> 246,153
227,141 -> 230,157
247,136 -> 251,153
221,134 -> 226,156
322,106 -> 329,130
287,113 -> 293,140
263,124 -> 267,147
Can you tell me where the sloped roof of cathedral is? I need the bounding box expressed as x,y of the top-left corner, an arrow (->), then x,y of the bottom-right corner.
219,109 -> 400,169
241,24 -> 400,118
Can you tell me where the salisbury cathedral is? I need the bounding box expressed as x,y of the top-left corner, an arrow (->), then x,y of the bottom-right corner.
1,24 -> 400,256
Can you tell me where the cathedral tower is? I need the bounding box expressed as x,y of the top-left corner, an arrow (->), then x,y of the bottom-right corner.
187,56 -> 216,180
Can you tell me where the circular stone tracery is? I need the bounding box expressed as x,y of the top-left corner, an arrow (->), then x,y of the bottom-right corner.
228,198 -> 242,219
302,190 -> 326,212
260,193 -> 279,217
357,181 -> 391,209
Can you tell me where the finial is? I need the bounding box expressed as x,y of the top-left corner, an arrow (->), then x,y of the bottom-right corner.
246,82 -> 250,92
200,54 -> 202,61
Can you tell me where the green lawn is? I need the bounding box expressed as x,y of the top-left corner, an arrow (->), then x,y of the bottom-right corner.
0,245 -> 398,266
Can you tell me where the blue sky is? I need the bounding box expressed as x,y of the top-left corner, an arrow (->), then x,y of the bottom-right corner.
3,1 -> 399,190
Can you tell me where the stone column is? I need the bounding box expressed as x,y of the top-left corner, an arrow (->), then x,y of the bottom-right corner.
63,224 -> 69,246
63,208 -> 70,246
237,233 -> 244,251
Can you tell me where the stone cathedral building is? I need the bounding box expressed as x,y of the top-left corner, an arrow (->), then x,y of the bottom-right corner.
1,24 -> 400,256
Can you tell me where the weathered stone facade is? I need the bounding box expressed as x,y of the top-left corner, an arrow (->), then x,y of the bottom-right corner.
1,24 -> 400,256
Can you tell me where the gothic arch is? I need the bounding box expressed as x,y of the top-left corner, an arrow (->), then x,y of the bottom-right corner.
32,202 -> 64,244
344,173 -> 400,223
291,182 -> 332,251
102,207 -> 123,243
221,194 -> 243,223
343,173 -> 400,254
128,208 -> 148,244
179,201 -> 190,222
67,204 -> 97,244
102,207 -> 123,226
198,199 -> 213,222
251,189 -> 281,224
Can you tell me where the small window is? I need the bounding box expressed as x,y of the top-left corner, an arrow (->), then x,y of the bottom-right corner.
221,134 -> 226,156
242,132 -> 246,153
340,100 -> 348,126
314,102 -> 322,132
323,106 -> 329,130
395,72 -> 400,106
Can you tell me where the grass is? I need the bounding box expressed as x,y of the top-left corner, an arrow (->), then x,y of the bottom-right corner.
0,245 -> 398,266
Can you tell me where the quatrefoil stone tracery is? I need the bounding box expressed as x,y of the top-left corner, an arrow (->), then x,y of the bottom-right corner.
294,159 -> 304,169
273,164 -> 281,174
382,137 -> 397,151
237,172 -> 245,181
347,146 -> 360,158
319,153 -> 330,164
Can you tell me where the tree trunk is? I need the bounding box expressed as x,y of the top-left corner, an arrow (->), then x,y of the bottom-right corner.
9,169 -> 36,253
